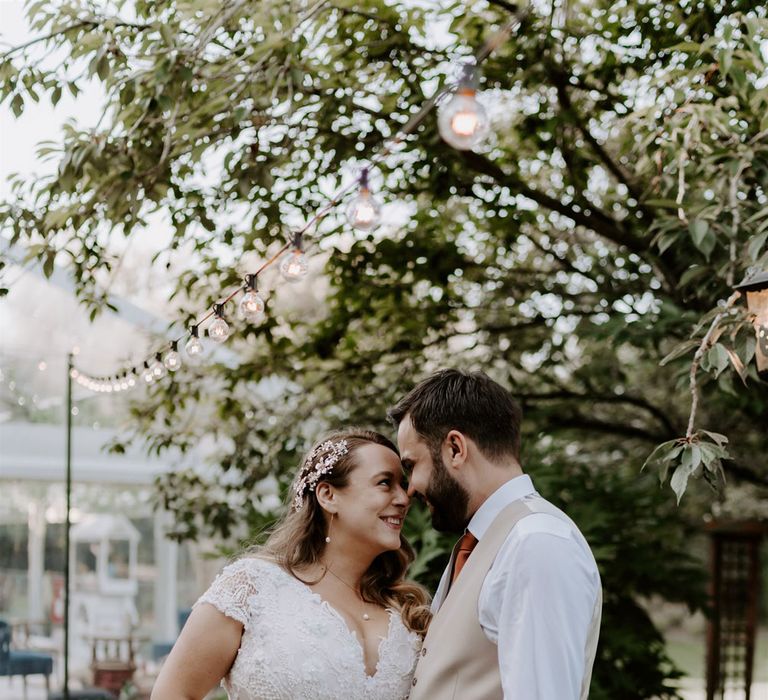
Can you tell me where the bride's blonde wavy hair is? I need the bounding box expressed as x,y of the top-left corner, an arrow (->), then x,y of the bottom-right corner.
253,428 -> 431,636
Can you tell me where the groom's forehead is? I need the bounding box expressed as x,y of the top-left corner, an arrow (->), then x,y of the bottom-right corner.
396,416 -> 418,452
397,416 -> 430,464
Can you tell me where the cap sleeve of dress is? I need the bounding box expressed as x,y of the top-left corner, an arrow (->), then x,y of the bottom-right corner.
193,558 -> 261,628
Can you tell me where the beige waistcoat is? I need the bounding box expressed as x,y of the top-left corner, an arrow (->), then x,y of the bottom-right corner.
408,500 -> 602,700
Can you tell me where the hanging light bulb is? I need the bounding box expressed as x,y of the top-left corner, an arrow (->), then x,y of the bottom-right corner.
208,304 -> 231,343
163,341 -> 182,372
438,63 -> 490,151
151,352 -> 167,379
346,168 -> 382,231
185,325 -> 204,363
127,372 -> 137,388
239,274 -> 266,323
142,362 -> 155,384
280,232 -> 309,283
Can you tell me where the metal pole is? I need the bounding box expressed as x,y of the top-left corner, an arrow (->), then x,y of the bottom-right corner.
63,352 -> 73,700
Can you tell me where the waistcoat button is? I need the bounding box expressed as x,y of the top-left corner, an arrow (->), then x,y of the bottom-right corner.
412,677 -> 418,687
421,647 -> 427,657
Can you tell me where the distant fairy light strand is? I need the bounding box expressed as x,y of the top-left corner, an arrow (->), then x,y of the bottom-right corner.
70,9 -> 527,393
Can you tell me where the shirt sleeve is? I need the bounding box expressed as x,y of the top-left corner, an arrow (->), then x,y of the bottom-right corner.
478,517 -> 600,700
193,558 -> 259,628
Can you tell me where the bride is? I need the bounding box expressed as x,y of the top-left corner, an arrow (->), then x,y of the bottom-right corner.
151,428 -> 431,699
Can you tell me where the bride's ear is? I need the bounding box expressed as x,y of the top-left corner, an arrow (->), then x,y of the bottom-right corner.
315,482 -> 337,513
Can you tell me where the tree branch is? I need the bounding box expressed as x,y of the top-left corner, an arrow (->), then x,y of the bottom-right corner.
458,150 -> 648,254
520,389 -> 679,437
685,292 -> 741,437
542,413 -> 665,443
485,0 -> 521,13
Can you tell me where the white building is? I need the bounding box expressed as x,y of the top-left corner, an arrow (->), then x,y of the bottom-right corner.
0,421 -> 213,671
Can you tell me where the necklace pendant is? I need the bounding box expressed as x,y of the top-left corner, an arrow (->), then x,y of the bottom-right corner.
362,613 -> 370,621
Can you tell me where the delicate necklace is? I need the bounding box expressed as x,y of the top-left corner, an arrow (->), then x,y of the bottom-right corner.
324,565 -> 373,621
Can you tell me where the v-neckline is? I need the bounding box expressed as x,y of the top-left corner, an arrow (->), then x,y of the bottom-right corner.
259,558 -> 395,679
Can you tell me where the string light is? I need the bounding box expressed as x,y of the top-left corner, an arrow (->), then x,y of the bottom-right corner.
280,232 -> 309,282
163,341 -> 182,371
346,168 -> 382,231
151,352 -> 167,379
438,63 -> 489,151
66,12 -> 527,393
208,304 -> 231,343
185,325 -> 205,363
239,274 -> 266,323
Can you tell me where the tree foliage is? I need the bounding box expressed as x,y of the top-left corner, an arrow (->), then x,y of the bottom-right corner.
2,1 -> 768,696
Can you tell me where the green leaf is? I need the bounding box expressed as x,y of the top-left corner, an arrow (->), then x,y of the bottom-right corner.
689,219 -> 709,246
96,55 -> 109,82
42,250 -> 56,278
641,439 -> 679,472
656,230 -> 679,255
679,266 -> 708,288
724,346 -> 747,385
748,231 -> 768,261
660,339 -> 699,365
699,430 -> 729,446
670,462 -> 691,504
707,343 -> 730,378
10,93 -> 23,116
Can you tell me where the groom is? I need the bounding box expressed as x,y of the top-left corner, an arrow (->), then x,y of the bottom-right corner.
388,369 -> 602,700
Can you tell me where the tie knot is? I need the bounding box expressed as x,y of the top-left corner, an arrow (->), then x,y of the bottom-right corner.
450,531 -> 479,586
457,532 -> 478,553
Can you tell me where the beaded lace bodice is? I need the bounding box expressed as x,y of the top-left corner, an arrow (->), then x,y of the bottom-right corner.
194,557 -> 422,700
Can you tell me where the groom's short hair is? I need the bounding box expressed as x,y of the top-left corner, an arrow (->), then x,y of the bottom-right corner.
388,368 -> 522,461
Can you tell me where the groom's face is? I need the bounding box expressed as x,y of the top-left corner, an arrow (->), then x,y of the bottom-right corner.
397,416 -> 470,534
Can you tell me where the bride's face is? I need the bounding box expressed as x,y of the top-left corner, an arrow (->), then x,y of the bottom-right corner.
333,443 -> 410,554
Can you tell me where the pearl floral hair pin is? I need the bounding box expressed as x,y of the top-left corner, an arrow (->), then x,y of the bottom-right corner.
292,439 -> 349,511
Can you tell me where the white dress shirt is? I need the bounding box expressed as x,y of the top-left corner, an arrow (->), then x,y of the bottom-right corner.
431,474 -> 602,700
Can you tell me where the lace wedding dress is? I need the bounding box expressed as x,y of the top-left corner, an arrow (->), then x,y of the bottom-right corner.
194,557 -> 423,700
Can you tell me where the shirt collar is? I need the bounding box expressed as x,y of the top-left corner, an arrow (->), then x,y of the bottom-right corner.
466,474 -> 537,540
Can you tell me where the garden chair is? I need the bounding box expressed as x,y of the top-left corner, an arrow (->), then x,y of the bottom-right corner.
0,618 -> 54,698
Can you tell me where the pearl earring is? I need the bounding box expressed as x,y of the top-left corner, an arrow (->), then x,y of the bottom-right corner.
325,513 -> 334,544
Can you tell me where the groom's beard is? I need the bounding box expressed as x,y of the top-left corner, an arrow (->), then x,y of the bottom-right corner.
425,451 -> 471,534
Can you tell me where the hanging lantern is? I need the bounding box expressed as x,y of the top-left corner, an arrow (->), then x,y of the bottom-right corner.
734,270 -> 768,380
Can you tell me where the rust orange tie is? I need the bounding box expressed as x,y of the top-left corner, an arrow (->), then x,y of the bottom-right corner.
451,531 -> 479,584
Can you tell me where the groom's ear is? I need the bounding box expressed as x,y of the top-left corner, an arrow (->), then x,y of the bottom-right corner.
444,430 -> 468,467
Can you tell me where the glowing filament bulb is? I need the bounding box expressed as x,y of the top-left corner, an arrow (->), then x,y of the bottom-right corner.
185,326 -> 204,362
208,304 -> 230,343
347,169 -> 381,231
438,65 -> 490,151
164,342 -> 182,372
280,234 -> 309,282
451,108 -> 479,136
239,275 -> 266,322
151,353 -> 167,379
